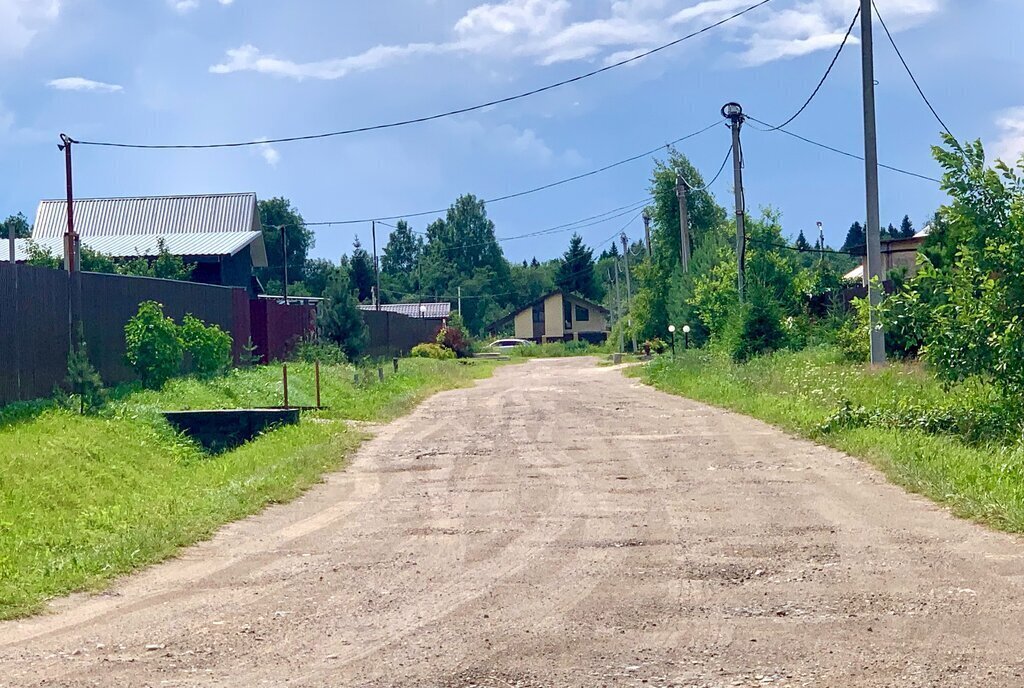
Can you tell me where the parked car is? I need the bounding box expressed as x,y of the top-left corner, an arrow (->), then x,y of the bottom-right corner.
489,338 -> 533,349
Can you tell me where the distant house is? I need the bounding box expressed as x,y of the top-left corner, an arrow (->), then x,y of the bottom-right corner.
843,226 -> 930,284
357,302 -> 451,323
488,290 -> 610,344
26,193 -> 268,293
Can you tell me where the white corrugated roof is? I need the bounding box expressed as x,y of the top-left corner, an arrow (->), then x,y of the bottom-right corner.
358,303 -> 451,319
33,193 -> 261,239
1,232 -> 267,266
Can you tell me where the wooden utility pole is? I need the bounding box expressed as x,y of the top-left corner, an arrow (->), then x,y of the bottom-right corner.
722,104 -> 747,303
860,0 -> 886,365
675,173 -> 691,272
621,233 -> 636,353
58,134 -> 81,351
610,267 -> 624,354
371,220 -> 382,311
642,210 -> 652,258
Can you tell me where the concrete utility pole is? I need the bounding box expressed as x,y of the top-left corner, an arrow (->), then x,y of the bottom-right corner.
58,133 -> 81,351
281,226 -> 289,304
371,220 -> 382,311
7,215 -> 14,264
817,221 -> 825,264
722,103 -> 747,303
610,267 -> 624,354
675,173 -> 691,272
457,286 -> 462,315
642,210 -> 652,258
621,233 -> 636,352
860,0 -> 887,365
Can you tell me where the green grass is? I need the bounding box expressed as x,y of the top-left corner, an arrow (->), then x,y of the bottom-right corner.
630,348 -> 1024,534
0,359 -> 499,619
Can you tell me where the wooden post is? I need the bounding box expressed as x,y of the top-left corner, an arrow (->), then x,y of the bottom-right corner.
282,364 -> 289,408
393,357 -> 399,374
377,366 -> 384,382
314,361 -> 321,409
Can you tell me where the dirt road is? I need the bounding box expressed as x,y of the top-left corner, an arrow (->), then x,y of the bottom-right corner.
4,358 -> 1024,686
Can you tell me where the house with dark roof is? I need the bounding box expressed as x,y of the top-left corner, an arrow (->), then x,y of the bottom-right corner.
488,290 -> 610,344
28,193 -> 267,293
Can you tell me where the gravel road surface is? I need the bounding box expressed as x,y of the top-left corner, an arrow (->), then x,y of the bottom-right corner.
3,357 -> 1024,687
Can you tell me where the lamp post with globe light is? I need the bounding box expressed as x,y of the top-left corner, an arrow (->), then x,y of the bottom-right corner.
668,325 -> 676,358
683,325 -> 691,350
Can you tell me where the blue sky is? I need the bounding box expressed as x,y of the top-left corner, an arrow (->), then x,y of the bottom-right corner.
1,0 -> 1022,263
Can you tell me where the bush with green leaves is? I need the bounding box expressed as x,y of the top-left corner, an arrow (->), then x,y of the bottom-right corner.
289,338 -> 349,365
125,301 -> 183,388
411,342 -> 455,360
319,273 -> 369,360
179,314 -> 232,377
724,287 -> 787,363
436,312 -> 473,358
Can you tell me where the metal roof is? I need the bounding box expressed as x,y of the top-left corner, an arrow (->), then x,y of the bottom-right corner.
358,303 -> 451,319
1,232 -> 268,266
33,193 -> 261,239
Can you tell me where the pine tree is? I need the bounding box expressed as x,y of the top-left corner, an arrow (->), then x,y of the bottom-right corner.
320,273 -> 369,359
555,233 -> 600,300
795,229 -> 812,252
900,214 -> 915,239
842,222 -> 866,256
66,338 -> 105,415
381,220 -> 422,278
348,236 -> 376,303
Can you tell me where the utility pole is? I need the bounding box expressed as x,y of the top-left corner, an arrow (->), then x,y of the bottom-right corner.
621,233 -> 636,352
675,173 -> 691,272
7,215 -> 14,264
457,286 -> 462,315
817,221 -> 825,264
7,216 -> 19,400
281,225 -> 288,304
860,0 -> 886,365
610,267 -> 624,354
722,103 -> 747,303
642,210 -> 652,258
371,220 -> 381,311
58,134 -> 81,352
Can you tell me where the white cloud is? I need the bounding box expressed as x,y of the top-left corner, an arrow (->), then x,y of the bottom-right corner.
993,107 -> 1024,164
209,0 -> 944,79
255,139 -> 280,167
0,0 -> 60,58
170,0 -> 233,13
47,77 -> 123,93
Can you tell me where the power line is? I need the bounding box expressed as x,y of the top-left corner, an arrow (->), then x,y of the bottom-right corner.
758,6 -> 861,132
746,235 -> 858,256
70,1 -> 773,150
299,122 -> 719,226
745,114 -> 941,182
681,144 -> 734,192
872,0 -> 955,140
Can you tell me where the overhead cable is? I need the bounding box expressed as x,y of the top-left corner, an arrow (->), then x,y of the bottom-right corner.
70,1 -> 773,150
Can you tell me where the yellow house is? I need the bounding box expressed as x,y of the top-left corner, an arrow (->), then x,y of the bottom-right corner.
489,290 -> 610,344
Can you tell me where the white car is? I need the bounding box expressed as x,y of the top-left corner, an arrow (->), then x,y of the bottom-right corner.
489,338 -> 533,349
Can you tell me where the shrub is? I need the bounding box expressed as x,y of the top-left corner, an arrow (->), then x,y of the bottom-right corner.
436,312 -> 473,358
65,339 -> 105,414
726,289 -> 786,363
833,297 -> 870,363
645,338 -> 669,354
290,338 -> 348,365
320,273 -> 369,360
411,343 -> 455,360
179,314 -> 232,377
125,301 -> 182,388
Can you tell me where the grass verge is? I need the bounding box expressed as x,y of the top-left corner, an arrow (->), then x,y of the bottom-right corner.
0,358 -> 499,620
629,348 -> 1024,534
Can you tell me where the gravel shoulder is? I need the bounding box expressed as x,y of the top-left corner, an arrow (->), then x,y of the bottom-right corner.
3,357 -> 1024,687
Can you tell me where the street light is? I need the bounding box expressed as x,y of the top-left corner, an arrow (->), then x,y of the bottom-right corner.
668,324 -> 677,358
682,324 -> 691,350
419,304 -> 427,318
721,102 -> 744,121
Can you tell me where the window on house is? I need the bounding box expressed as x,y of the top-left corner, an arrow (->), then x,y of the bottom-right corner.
575,305 -> 590,322
532,305 -> 544,323
563,299 -> 572,330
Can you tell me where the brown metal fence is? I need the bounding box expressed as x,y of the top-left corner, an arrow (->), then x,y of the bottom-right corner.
361,310 -> 442,358
0,263 -> 251,405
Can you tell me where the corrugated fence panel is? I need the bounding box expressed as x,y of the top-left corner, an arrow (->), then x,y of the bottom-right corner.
81,272 -> 242,384
0,263 -> 71,405
361,311 -> 441,358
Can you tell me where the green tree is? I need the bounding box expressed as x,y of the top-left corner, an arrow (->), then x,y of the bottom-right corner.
124,301 -> 182,388
794,230 -> 811,252
303,258 -> 345,298
257,197 -> 313,288
348,236 -> 376,303
555,233 -> 601,300
320,272 -> 369,359
179,315 -> 232,377
899,214 -> 916,239
381,220 -> 422,298
841,221 -> 866,255
1,212 -> 31,239
510,260 -> 556,305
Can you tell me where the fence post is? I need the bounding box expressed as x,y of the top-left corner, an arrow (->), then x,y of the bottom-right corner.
377,366 -> 384,382
393,357 -> 399,374
282,364 -> 289,409
315,361 -> 321,409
